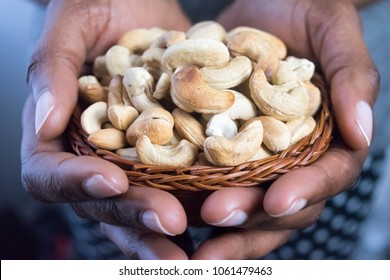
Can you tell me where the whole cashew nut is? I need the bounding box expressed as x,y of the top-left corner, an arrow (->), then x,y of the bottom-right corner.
161,38 -> 230,74
122,67 -> 162,112
259,116 -> 291,153
78,75 -> 107,104
186,21 -> 226,41
250,68 -> 309,121
226,30 -> 280,78
88,128 -> 127,151
126,107 -> 174,146
117,28 -> 165,52
286,115 -> 316,145
272,57 -> 315,85
80,101 -> 109,135
226,26 -> 287,60
170,65 -> 235,114
204,119 -> 264,166
136,135 -> 198,167
200,56 -> 253,89
172,108 -> 207,150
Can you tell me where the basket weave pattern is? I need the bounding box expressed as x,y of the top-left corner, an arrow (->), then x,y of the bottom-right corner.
69,74 -> 333,192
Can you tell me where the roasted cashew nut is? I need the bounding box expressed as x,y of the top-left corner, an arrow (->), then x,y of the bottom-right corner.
150,30 -> 187,48
161,38 -> 230,74
226,26 -> 287,60
259,116 -> 291,153
272,57 -> 315,85
78,75 -> 107,103
204,119 -> 264,166
172,108 -> 206,150
88,128 -> 127,151
126,107 -> 174,146
250,68 -> 309,121
170,65 -> 235,114
80,101 -> 109,135
200,56 -> 253,89
136,135 -> 198,167
226,30 -> 280,78
123,67 -> 162,112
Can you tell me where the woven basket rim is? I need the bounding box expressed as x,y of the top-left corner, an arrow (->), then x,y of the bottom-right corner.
68,74 -> 333,191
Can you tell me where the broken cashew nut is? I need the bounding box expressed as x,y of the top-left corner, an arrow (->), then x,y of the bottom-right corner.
107,75 -> 139,131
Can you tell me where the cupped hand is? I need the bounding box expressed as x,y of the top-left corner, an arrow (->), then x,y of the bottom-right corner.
190,0 -> 379,259
21,0 -> 192,259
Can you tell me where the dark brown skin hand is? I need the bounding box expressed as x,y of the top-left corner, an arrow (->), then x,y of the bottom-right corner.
22,0 -> 193,259
189,0 -> 378,259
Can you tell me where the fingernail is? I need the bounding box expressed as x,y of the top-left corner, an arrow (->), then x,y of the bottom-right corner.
141,210 -> 176,236
35,90 -> 55,136
270,198 -> 307,218
209,209 -> 248,227
82,174 -> 123,198
355,101 -> 373,147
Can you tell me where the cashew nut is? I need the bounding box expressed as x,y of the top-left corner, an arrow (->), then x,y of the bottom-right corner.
115,147 -> 139,162
107,75 -> 139,130
248,145 -> 273,161
204,119 -> 264,166
172,108 -> 207,150
272,57 -> 315,85
226,30 -> 280,78
186,21 -> 226,41
205,114 -> 238,140
88,128 -> 127,151
117,28 -> 165,52
161,38 -> 230,74
150,30 -> 187,48
259,116 -> 291,153
153,72 -> 171,100
204,90 -> 258,139
170,65 -> 235,114
286,115 -> 316,145
78,75 -> 107,103
250,68 -> 309,121
304,81 -> 322,116
126,107 -> 174,146
226,26 -> 287,59
122,67 -> 162,112
80,101 -> 109,135
93,55 -> 109,80
200,56 -> 253,89
136,135 -> 198,167
105,45 -> 132,76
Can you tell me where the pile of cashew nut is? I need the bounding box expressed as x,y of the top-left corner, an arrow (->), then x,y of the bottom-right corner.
78,21 -> 322,167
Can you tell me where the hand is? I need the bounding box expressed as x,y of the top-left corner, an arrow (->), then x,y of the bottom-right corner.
22,0 -> 192,259
187,0 -> 379,259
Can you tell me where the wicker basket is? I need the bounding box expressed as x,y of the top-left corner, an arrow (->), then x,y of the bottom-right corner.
68,74 -> 333,226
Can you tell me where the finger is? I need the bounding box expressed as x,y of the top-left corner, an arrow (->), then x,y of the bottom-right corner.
21,95 -> 129,201
73,187 -> 188,236
191,228 -> 291,260
200,187 -> 268,227
27,0 -> 113,141
308,0 -> 379,149
100,223 -> 189,260
263,146 -> 367,217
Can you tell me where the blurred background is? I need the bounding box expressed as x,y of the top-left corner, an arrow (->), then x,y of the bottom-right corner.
0,0 -> 389,259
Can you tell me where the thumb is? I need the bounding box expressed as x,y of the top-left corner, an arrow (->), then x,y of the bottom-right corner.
27,0 -> 101,141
